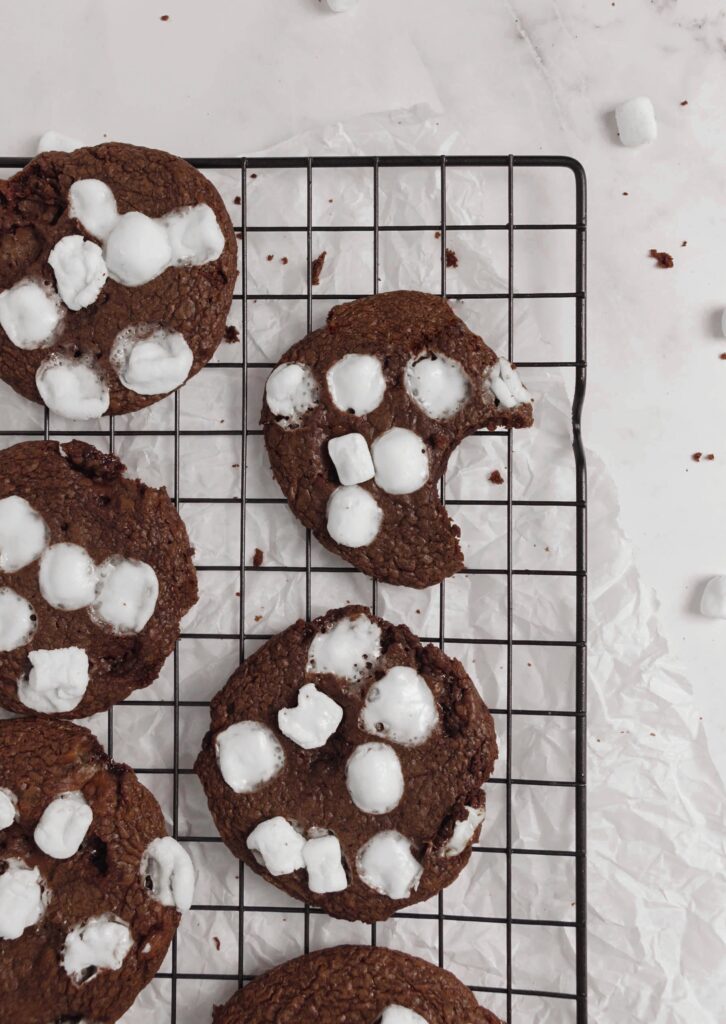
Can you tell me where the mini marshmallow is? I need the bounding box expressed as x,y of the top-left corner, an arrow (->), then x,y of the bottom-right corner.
246,817 -> 306,876
140,836 -> 195,912
37,130 -> 83,154
91,556 -> 158,633
0,859 -> 46,940
0,788 -> 18,830
307,612 -> 381,682
215,721 -> 285,793
36,355 -> 110,420
0,279 -> 62,350
356,831 -> 422,900
265,363 -> 319,423
486,358 -> 530,410
380,1007 -> 428,1024
700,576 -> 726,619
346,742 -> 404,814
361,665 -> 437,746
327,485 -> 382,548
34,791 -> 93,860
302,834 -> 347,893
110,325 -> 193,396
405,352 -> 469,419
0,588 -> 36,652
615,97 -> 657,147
162,205 -> 225,266
68,179 -> 120,242
328,433 -> 375,486
104,212 -> 172,287
372,428 -> 429,495
325,0 -> 359,10
39,542 -> 97,610
48,235 -> 107,311
721,309 -> 726,339
0,495 -> 49,571
443,804 -> 486,858
327,353 -> 385,415
277,683 -> 343,749
62,914 -> 133,982
17,647 -> 89,714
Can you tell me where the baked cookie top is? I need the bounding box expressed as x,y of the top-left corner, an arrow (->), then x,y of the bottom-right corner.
262,290 -> 533,589
0,717 -> 194,1024
0,142 -> 237,417
0,439 -> 197,717
213,944 -> 501,1023
195,606 -> 497,923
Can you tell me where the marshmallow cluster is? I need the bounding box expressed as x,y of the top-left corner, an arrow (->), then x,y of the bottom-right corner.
140,836 -> 195,912
246,817 -> 347,893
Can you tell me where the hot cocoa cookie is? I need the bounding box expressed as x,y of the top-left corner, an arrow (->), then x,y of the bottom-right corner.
262,290 -> 533,589
0,717 -> 194,1024
213,944 -> 501,1024
0,439 -> 197,717
195,606 -> 497,923
0,142 -> 237,417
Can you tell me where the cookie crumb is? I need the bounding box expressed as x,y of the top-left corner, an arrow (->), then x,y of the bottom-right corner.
234,591 -> 240,597
224,325 -> 240,344
649,248 -> 673,268
622,191 -> 629,196
489,469 -> 504,485
719,353 -> 726,360
254,614 -> 263,622
233,196 -> 241,206
281,256 -> 288,265
681,240 -> 687,247
266,254 -> 274,262
434,230 -> 441,239
212,936 -> 221,951
250,172 -> 257,179
692,452 -> 703,462
680,99 -> 688,106
328,198 -> 334,204
160,13 -> 169,20
445,248 -> 458,269
253,548 -> 264,567
706,453 -> 716,460
232,463 -> 240,468
311,250 -> 327,286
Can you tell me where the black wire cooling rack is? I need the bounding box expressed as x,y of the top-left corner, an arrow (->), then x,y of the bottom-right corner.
0,153 -> 587,1024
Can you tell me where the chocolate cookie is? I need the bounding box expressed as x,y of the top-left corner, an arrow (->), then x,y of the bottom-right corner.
213,944 -> 501,1023
0,439 -> 197,717
0,717 -> 194,1024
0,142 -> 237,417
262,290 -> 533,589
195,605 -> 497,923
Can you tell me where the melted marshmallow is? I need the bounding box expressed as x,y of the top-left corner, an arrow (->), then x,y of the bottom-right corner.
326,353 -> 385,415
0,588 -> 36,652
443,804 -> 486,858
162,205 -> 225,266
380,1006 -> 428,1024
34,791 -> 93,860
371,428 -> 429,495
105,212 -> 172,287
356,831 -> 422,899
17,647 -> 89,714
700,576 -> 726,619
0,495 -> 49,571
487,358 -> 530,409
91,556 -> 158,633
277,683 -> 343,750
39,543 -> 97,610
0,279 -> 62,349
0,788 -> 18,830
328,433 -> 375,486
246,817 -> 306,876
346,742 -> 404,815
404,352 -> 469,419
62,914 -> 133,982
360,666 -> 438,746
265,363 -> 319,424
110,325 -> 193,395
48,235 -> 107,310
36,356 -> 110,420
303,834 -> 347,893
307,613 -> 381,682
326,485 -> 382,547
0,859 -> 46,940
68,179 -> 120,242
140,836 -> 195,912
215,721 -> 285,793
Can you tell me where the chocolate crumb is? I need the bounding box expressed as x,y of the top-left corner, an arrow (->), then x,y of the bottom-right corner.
681,240 -> 687,247
328,198 -> 334,204
680,100 -> 688,106
224,325 -> 240,344
719,353 -> 726,360
234,591 -> 240,597
692,452 -> 703,462
253,548 -> 264,567
649,249 -> 674,268
622,191 -> 629,196
445,248 -> 458,269
281,257 -> 288,265
233,196 -> 241,205
212,936 -> 221,951
250,172 -> 257,179
434,231 -> 441,239
489,470 -> 504,485
266,254 -> 274,262
254,614 -> 263,622
706,453 -> 715,461
160,14 -> 169,20
311,250 -> 327,286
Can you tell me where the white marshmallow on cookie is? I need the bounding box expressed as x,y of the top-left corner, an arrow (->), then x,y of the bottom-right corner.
0,495 -> 49,572
0,279 -> 63,350
0,859 -> 46,940
371,428 -> 429,495
34,791 -> 93,860
306,612 -> 381,682
380,1007 -> 429,1024
442,803 -> 486,858
277,683 -> 343,749
0,787 -> 18,830
39,542 -> 97,611
104,212 -> 172,287
360,665 -> 438,746
346,742 -> 404,814
327,353 -> 386,415
302,833 -> 347,893
326,485 -> 382,547
356,830 -> 422,899
62,914 -> 133,982
36,355 -> 110,420
162,205 -> 225,266
48,235 -> 107,311
486,358 -> 530,409
37,130 -> 83,154
17,647 -> 89,714
328,433 -> 375,486
140,836 -> 195,912
246,816 -> 306,876
265,362 -> 319,424
91,556 -> 158,633
68,179 -> 120,242
0,588 -> 36,653
215,721 -> 285,793
404,352 -> 469,419
110,325 -> 194,396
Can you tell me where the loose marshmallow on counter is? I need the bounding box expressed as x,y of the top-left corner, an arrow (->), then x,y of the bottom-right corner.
615,97 -> 657,147
39,542 -> 97,610
404,352 -> 469,419
356,831 -> 422,900
34,791 -> 93,860
277,683 -> 343,749
62,914 -> 133,982
486,358 -> 530,410
700,576 -> 726,619
0,859 -> 46,940
0,588 -> 37,652
37,130 -> 83,154
104,212 -> 172,287
140,836 -> 195,912
371,428 -> 429,495
246,817 -> 306,876
17,647 -> 89,714
327,354 -> 386,415
443,804 -> 486,858
0,788 -> 18,830
48,235 -> 107,311
0,279 -> 62,350
303,834 -> 347,893
265,363 -> 319,424
360,666 -> 437,746
68,179 -> 120,242
36,355 -> 110,420
325,0 -> 359,11
162,205 -> 225,267
110,325 -> 194,396
346,742 -> 404,814
380,1006 -> 428,1024
215,721 -> 285,793
328,433 -> 375,486
307,612 -> 381,682
0,495 -> 49,572
327,485 -> 382,548
91,557 -> 158,633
